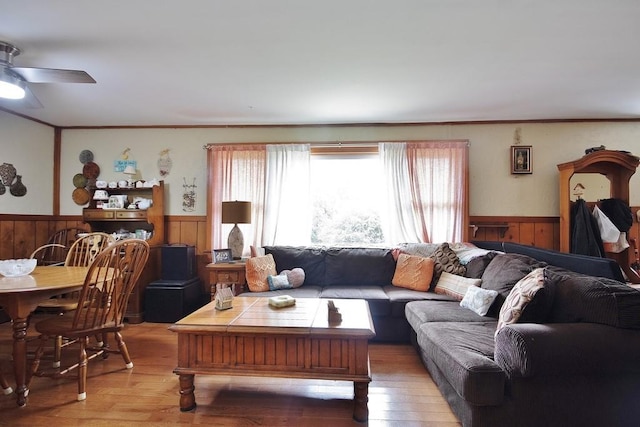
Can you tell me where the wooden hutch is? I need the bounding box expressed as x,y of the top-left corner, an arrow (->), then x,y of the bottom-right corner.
83,181 -> 165,322
557,150 -> 640,283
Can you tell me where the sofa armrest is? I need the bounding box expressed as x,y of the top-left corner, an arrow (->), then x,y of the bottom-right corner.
495,322 -> 640,378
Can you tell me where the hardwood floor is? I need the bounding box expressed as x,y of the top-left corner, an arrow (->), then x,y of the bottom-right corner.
0,315 -> 460,426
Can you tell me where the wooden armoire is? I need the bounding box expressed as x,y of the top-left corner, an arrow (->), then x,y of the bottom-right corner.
557,150 -> 640,283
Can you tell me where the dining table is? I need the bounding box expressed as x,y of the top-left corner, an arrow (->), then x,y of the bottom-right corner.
0,265 -> 89,407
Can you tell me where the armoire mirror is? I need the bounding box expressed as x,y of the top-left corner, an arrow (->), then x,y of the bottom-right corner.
569,173 -> 610,202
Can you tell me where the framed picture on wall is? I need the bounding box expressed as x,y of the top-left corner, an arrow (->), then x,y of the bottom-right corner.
511,145 -> 532,174
213,249 -> 233,264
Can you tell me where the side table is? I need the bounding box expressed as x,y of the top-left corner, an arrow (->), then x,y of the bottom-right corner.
205,262 -> 246,300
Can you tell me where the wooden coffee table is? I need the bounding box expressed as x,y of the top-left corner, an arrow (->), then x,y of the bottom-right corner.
169,296 -> 375,422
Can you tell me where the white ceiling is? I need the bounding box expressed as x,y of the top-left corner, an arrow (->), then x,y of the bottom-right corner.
1,1 -> 639,127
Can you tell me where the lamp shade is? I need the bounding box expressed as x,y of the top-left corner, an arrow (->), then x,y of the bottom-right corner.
222,201 -> 252,224
123,165 -> 137,175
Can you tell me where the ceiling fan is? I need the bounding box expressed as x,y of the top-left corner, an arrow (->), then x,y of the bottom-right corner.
0,41 -> 95,108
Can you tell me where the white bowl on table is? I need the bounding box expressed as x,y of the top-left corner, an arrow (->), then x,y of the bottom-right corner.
0,259 -> 37,277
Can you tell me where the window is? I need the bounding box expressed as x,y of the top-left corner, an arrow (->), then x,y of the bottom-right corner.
310,151 -> 385,246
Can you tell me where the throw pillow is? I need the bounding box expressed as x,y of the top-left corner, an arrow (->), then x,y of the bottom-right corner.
429,243 -> 466,289
391,253 -> 434,292
267,274 -> 293,291
246,254 -> 277,292
495,267 -> 555,335
448,242 -> 495,265
279,267 -> 305,288
460,286 -> 499,316
434,271 -> 482,301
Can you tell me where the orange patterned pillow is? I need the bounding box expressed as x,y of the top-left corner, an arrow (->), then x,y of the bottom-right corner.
391,253 -> 434,292
246,254 -> 277,292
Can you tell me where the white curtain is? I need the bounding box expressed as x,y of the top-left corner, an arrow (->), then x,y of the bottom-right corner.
263,144 -> 311,245
380,143 -> 423,244
380,140 -> 468,244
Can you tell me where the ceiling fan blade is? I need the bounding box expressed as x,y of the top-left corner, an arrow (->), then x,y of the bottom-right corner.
11,66 -> 95,84
22,84 -> 43,109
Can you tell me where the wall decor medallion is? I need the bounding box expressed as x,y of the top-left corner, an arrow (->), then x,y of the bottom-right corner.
72,187 -> 89,205
511,145 -> 532,174
79,149 -> 94,164
82,161 -> 100,179
0,163 -> 16,186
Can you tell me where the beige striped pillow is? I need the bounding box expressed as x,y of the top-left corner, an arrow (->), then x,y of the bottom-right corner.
434,271 -> 482,300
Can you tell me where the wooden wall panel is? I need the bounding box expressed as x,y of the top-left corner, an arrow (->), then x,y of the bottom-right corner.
0,221 -> 14,259
469,216 -> 560,250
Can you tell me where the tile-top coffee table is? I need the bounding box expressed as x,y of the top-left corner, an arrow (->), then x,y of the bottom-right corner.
169,297 -> 375,422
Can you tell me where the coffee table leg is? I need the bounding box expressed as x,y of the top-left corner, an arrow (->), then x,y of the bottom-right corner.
353,381 -> 369,422
178,374 -> 196,412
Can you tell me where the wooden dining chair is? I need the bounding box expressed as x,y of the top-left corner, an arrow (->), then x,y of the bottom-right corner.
30,239 -> 150,401
30,227 -> 87,266
36,232 -> 116,368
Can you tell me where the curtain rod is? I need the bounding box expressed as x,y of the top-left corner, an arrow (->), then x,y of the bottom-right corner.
203,139 -> 469,149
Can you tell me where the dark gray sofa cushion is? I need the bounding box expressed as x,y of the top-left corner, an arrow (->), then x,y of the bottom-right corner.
383,285 -> 456,317
481,253 -> 546,317
495,322 -> 640,378
405,300 -> 493,332
263,246 -> 326,286
324,247 -> 396,287
464,251 -> 498,279
320,285 -> 390,316
546,267 -> 640,329
417,321 -> 504,406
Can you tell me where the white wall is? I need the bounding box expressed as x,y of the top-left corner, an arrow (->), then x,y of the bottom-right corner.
0,111 -> 54,214
2,109 -> 640,216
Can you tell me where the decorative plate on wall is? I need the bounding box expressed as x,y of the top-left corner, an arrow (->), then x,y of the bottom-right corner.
73,173 -> 88,188
72,187 -> 90,205
79,150 -> 94,164
82,161 -> 100,179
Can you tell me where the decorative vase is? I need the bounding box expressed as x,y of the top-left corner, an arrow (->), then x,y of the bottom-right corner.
0,163 -> 16,186
10,175 -> 27,197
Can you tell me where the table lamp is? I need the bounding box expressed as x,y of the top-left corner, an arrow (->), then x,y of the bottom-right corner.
221,201 -> 252,259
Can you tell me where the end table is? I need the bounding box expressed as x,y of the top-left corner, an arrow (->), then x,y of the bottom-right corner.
206,261 -> 246,300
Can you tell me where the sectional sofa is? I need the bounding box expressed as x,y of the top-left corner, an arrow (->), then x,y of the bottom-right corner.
241,242 -> 640,426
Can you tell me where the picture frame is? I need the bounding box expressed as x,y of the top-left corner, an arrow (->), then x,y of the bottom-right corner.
511,145 -> 532,174
213,248 -> 233,264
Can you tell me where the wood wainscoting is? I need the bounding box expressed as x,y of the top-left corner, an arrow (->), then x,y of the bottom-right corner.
469,216 -> 560,250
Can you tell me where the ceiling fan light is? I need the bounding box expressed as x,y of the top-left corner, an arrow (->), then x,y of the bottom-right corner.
0,69 -> 26,99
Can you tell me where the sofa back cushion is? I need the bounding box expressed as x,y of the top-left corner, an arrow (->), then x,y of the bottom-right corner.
480,253 -> 546,317
263,246 -> 325,286
546,267 -> 640,329
325,247 -> 396,286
